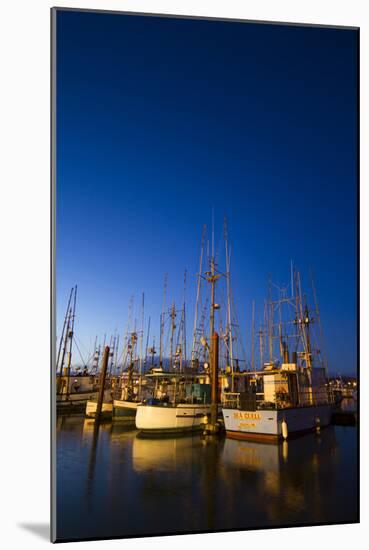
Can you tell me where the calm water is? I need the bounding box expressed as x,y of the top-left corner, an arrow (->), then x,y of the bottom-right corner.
56,412 -> 358,541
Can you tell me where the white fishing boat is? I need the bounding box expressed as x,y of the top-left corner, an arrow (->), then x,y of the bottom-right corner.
56,286 -> 110,413
57,374 -> 98,400
113,330 -> 146,418
222,365 -> 332,441
135,372 -> 213,434
136,221 -> 240,435
136,402 -> 211,434
84,345 -> 116,419
222,268 -> 333,441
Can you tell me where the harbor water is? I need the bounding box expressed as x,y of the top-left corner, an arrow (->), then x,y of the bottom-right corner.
56,414 -> 357,541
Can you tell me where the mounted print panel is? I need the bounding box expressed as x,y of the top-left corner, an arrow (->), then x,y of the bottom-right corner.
51,8 -> 359,543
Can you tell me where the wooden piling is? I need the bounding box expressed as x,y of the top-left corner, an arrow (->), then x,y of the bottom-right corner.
210,331 -> 219,427
96,346 -> 110,421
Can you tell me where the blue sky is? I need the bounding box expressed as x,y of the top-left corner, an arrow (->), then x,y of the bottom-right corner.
56,10 -> 358,375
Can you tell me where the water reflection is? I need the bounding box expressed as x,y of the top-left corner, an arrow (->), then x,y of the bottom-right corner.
56,419 -> 357,541
341,397 -> 357,412
86,421 -> 100,498
221,428 -> 339,524
132,434 -> 205,472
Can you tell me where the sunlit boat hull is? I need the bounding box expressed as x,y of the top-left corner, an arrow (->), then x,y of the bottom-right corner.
57,391 -> 99,403
136,403 -> 211,434
113,399 -> 139,417
222,404 -> 332,441
85,400 -> 113,419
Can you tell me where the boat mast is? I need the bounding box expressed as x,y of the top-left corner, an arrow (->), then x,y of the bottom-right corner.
204,230 -> 221,383
139,292 -> 144,397
258,323 -> 264,369
295,270 -> 312,369
56,286 -> 74,375
310,268 -> 327,373
182,269 -> 187,371
144,316 -> 151,374
101,333 -> 106,370
291,259 -> 294,298
251,300 -> 255,372
267,276 -> 273,363
127,331 -> 137,400
150,336 -> 156,368
65,285 -> 77,393
159,274 -> 167,369
91,335 -> 98,371
108,333 -> 115,375
209,258 -> 216,337
91,336 -> 100,374
114,333 -> 120,376
278,288 -> 284,359
224,218 -> 234,388
191,225 -> 206,368
169,302 -> 176,370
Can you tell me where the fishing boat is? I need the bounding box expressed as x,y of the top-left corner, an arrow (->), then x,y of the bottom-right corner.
57,374 -> 100,413
222,269 -> 333,441
85,346 -> 114,419
135,371 -> 212,434
56,289 -> 116,413
136,223 -> 231,435
113,293 -> 154,418
222,366 -> 332,441
56,285 -> 100,412
113,329 -> 146,418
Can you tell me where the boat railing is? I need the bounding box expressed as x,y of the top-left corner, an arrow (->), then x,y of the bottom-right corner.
222,392 -> 240,409
223,387 -> 333,410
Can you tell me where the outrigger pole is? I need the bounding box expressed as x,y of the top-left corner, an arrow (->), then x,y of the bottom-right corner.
56,286 -> 74,375
65,285 -> 77,394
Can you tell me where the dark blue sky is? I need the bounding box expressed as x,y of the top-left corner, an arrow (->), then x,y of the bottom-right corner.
56,10 -> 358,375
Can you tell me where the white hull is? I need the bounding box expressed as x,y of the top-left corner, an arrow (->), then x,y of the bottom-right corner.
136,403 -> 211,434
113,400 -> 139,417
85,400 -> 113,419
222,404 -> 332,441
57,391 -> 99,404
